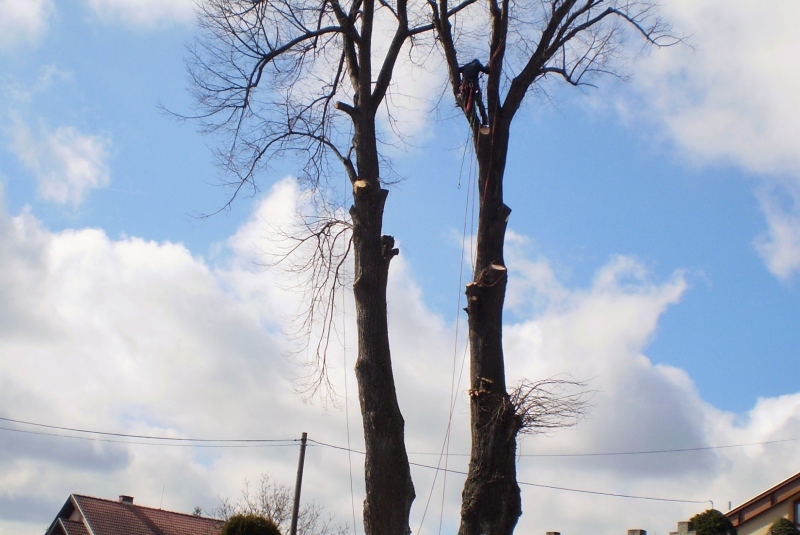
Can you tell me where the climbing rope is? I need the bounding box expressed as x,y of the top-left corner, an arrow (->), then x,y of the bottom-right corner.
417,120 -> 479,534
342,253 -> 358,535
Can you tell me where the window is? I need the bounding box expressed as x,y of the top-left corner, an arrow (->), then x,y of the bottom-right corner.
795,500 -> 800,527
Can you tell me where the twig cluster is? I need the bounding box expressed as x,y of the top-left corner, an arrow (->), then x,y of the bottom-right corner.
262,202 -> 354,401
510,376 -> 594,435
215,474 -> 349,535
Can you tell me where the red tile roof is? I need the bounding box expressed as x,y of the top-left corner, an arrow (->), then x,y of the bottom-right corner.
59,519 -> 90,535
48,494 -> 224,535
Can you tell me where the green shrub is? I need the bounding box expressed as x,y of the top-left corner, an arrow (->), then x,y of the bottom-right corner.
770,518 -> 800,535
690,509 -> 736,535
220,514 -> 282,535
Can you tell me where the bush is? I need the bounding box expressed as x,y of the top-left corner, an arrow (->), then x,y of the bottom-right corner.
770,518 -> 800,535
690,509 -> 736,535
220,514 -> 282,535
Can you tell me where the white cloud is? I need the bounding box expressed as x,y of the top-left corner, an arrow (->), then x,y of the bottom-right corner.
755,182 -> 800,281
0,0 -> 54,51
85,0 -> 196,27
7,118 -> 111,206
2,182 -> 800,535
0,182 -> 309,529
631,0 -> 800,176
619,0 -> 800,279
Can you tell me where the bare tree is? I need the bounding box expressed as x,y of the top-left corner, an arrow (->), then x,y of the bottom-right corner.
215,474 -> 348,535
187,1 -> 452,534
186,0 -> 675,534
429,2 -> 676,533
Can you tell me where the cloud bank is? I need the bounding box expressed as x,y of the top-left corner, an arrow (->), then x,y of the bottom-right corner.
1,179 -> 799,535
625,0 -> 800,280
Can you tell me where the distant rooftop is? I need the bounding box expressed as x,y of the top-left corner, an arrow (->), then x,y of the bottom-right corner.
46,493 -> 224,535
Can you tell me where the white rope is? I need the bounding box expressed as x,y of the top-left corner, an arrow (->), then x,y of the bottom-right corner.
417,122 -> 477,534
343,264 -> 358,534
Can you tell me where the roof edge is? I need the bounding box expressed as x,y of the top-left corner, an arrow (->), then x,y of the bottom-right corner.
45,494 -> 78,535
71,494 -> 98,535
727,470 -> 800,519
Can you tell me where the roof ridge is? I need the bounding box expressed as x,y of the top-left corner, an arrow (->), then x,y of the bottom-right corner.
72,494 -> 223,522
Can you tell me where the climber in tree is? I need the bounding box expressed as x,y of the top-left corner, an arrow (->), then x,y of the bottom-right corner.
459,59 -> 490,126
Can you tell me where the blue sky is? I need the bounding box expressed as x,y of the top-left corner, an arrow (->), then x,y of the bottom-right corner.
2,1 -> 800,535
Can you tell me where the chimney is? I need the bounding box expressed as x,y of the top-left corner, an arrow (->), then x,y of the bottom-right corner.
546,532 -> 561,535
671,520 -> 696,535
628,530 -> 647,535
119,495 -> 134,505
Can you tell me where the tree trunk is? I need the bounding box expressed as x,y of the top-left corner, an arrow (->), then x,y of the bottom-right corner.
350,120 -> 415,535
459,123 -> 521,535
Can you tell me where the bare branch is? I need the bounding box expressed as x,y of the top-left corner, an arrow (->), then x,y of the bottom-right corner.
510,376 -> 594,436
260,203 -> 354,401
430,0 -> 462,100
372,0 -> 411,105
186,0 -> 360,200
215,474 -> 349,535
498,0 -> 678,120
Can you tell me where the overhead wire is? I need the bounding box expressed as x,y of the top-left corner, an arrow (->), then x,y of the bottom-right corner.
0,416 -> 785,504
411,437 -> 800,458
526,438 -> 800,457
3,415 -> 800,457
306,439 -> 711,505
0,425 -> 298,448
0,416 -> 295,443
7,425 -> 710,503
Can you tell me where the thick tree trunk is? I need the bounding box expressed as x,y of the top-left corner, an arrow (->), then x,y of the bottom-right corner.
458,124 -> 521,535
350,119 -> 415,535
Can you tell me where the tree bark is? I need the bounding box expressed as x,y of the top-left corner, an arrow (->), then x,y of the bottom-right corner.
350,116 -> 415,535
459,122 -> 521,535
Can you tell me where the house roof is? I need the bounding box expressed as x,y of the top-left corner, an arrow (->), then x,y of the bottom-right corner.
57,518 -> 90,535
46,494 -> 224,535
726,470 -> 800,527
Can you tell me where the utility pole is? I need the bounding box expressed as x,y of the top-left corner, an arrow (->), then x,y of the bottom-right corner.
290,432 -> 308,535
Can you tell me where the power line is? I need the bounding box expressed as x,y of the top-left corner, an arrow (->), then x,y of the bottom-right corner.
516,480 -> 711,505
0,422 -> 710,503
3,415 -> 799,457
0,416 -> 297,444
404,438 -> 800,458
306,439 -> 710,505
515,439 -> 800,457
0,417 -> 755,504
0,426 -> 298,448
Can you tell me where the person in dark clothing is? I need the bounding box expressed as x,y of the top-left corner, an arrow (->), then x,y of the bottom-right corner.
459,59 -> 490,125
